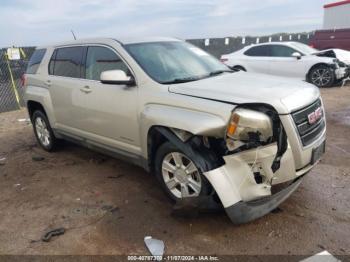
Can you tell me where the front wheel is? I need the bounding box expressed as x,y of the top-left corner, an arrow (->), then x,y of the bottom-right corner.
309,65 -> 335,88
154,142 -> 212,201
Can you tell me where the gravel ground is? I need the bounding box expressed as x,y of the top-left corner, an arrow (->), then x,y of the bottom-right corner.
0,86 -> 349,258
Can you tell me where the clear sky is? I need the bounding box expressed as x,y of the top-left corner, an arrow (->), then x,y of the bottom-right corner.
0,0 -> 332,47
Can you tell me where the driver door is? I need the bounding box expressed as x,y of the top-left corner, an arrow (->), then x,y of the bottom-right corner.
268,45 -> 307,79
78,45 -> 140,155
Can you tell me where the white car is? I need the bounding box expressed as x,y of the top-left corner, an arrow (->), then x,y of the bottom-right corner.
221,42 -> 348,87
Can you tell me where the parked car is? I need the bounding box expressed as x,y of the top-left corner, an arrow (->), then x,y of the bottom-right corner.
310,29 -> 350,51
24,38 -> 326,224
220,41 -> 348,87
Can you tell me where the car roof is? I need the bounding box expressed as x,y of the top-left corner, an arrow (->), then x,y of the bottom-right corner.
37,37 -> 181,49
245,41 -> 306,48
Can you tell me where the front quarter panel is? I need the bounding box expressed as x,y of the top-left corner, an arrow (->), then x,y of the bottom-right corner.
303,55 -> 336,72
140,102 -> 234,158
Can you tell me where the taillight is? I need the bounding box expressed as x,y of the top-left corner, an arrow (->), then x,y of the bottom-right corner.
21,74 -> 26,88
220,58 -> 228,63
309,44 -> 315,48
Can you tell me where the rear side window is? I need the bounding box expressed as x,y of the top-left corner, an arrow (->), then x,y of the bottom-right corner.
49,47 -> 84,78
85,46 -> 129,80
244,45 -> 271,57
26,49 -> 46,74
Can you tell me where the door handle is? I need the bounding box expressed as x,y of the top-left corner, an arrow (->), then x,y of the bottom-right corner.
80,86 -> 92,94
45,80 -> 51,87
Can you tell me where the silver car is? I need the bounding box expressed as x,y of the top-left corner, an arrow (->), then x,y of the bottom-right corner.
24,37 -> 326,224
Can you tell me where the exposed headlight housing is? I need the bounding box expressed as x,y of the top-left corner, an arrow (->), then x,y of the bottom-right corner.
227,108 -> 273,143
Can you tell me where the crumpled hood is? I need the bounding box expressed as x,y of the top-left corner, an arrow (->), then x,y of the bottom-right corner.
313,48 -> 350,65
168,72 -> 320,114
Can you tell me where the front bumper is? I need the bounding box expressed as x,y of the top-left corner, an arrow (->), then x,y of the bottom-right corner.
203,141 -> 322,224
343,66 -> 350,80
225,177 -> 302,224
346,66 -> 350,77
335,67 -> 347,80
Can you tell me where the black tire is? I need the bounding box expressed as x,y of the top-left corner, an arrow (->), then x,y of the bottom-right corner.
308,65 -> 335,88
32,110 -> 58,152
154,141 -> 212,202
232,66 -> 246,72
332,78 -> 344,87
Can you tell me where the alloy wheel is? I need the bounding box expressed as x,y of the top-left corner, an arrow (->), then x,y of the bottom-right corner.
311,68 -> 332,87
161,152 -> 202,198
35,116 -> 51,147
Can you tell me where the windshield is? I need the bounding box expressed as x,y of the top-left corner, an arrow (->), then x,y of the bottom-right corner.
290,42 -> 318,55
124,41 -> 230,84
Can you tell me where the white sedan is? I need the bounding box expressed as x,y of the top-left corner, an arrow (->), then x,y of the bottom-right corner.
221,42 -> 348,87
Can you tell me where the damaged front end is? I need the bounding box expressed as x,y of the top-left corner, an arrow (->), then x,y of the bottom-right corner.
202,105 -> 308,224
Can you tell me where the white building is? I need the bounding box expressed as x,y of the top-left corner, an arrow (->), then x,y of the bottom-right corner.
323,0 -> 350,29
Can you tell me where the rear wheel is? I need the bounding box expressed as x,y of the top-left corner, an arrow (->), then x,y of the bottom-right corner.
154,142 -> 211,201
309,65 -> 335,88
32,110 -> 58,151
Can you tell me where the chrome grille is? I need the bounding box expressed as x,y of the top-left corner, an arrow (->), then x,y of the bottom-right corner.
292,99 -> 325,146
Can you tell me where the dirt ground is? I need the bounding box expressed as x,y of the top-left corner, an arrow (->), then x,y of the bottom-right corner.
0,87 -> 349,258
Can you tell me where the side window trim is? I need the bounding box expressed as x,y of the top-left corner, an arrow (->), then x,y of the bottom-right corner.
80,46 -> 88,79
48,49 -> 57,75
47,44 -> 137,85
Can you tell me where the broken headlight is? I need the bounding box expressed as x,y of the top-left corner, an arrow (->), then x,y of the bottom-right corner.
226,108 -> 273,144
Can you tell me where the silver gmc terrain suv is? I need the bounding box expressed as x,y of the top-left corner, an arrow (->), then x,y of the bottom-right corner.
24,37 -> 326,223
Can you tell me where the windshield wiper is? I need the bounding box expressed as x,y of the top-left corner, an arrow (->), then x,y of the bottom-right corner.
162,76 -> 203,84
162,70 -> 234,84
208,69 -> 234,76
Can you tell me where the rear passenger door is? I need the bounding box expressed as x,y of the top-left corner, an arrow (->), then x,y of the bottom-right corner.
48,46 -> 87,135
78,46 -> 140,155
243,45 -> 272,74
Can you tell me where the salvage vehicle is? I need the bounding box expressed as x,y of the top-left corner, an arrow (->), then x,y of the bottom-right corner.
220,41 -> 348,87
23,38 -> 326,224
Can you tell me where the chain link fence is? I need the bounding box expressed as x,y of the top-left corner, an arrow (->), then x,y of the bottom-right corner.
0,32 -> 312,113
0,47 -> 35,113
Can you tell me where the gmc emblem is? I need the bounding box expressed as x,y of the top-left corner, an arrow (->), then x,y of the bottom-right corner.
308,107 -> 323,124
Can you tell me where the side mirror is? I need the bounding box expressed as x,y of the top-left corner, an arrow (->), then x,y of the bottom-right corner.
100,70 -> 135,85
292,52 -> 302,60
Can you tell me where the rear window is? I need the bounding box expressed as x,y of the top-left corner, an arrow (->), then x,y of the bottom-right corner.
26,49 -> 46,74
49,46 -> 84,78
